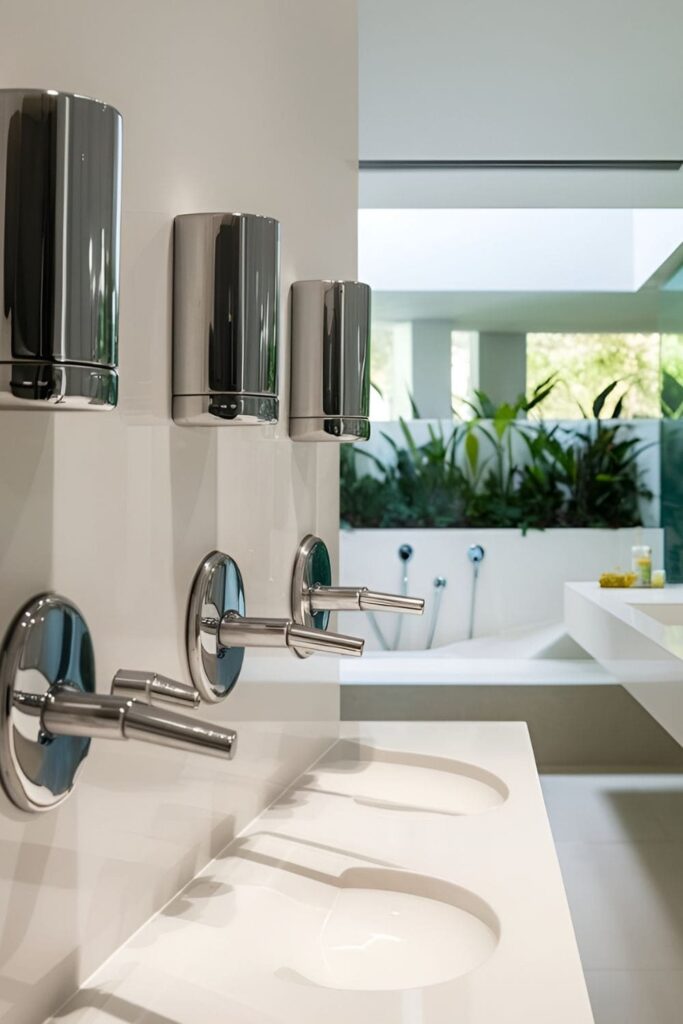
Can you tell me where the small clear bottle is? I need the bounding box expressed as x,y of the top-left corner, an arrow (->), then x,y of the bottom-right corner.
631,545 -> 652,587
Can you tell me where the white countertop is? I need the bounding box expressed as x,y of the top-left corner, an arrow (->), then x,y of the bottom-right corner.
565,582 -> 683,746
566,582 -> 683,661
48,722 -> 594,1024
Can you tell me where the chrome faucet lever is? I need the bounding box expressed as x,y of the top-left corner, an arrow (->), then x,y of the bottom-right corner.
0,594 -> 238,814
40,686 -> 235,759
307,585 -> 425,616
217,612 -> 364,658
112,669 -> 201,710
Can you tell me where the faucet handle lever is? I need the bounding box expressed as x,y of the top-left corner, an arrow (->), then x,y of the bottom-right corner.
112,669 -> 200,710
41,687 -> 236,760
308,585 -> 425,616
217,613 -> 364,658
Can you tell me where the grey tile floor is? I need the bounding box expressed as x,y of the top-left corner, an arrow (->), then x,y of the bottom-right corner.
541,774 -> 683,1024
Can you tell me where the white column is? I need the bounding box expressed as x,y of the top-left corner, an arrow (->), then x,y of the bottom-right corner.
410,319 -> 455,418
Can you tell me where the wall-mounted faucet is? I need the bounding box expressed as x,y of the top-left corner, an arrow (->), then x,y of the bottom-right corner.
0,595 -> 237,814
185,551 -> 364,703
290,535 -> 425,655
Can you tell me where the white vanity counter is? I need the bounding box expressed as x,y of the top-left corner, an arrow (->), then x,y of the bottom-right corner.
48,723 -> 593,1024
566,582 -> 683,745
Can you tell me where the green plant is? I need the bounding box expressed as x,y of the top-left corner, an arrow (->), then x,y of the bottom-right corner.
458,376 -> 559,527
339,379 -> 654,531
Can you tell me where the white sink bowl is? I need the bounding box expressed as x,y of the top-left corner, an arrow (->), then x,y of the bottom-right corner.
289,867 -> 499,991
630,602 -> 683,627
304,740 -> 509,816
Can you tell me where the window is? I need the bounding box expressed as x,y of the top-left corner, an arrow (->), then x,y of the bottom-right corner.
526,333 -> 661,418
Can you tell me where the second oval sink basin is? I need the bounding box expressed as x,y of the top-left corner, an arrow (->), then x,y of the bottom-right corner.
306,741 -> 508,816
289,867 -> 499,991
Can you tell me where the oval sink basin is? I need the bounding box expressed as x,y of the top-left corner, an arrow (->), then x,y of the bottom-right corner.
307,741 -> 508,816
289,867 -> 499,991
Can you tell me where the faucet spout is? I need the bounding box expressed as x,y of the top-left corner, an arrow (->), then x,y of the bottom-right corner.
40,685 -> 237,760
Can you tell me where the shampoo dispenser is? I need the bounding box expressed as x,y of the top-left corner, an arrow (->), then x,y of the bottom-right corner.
173,212 -> 280,425
289,279 -> 371,441
0,89 -> 122,410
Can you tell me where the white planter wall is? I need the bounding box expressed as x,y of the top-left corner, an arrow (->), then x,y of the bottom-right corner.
339,528 -> 664,650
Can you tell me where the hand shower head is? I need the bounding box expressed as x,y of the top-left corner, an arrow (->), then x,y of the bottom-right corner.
467,544 -> 485,565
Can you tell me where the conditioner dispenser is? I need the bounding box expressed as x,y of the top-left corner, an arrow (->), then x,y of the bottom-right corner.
173,212 -> 280,425
0,89 -> 122,410
289,279 -> 371,441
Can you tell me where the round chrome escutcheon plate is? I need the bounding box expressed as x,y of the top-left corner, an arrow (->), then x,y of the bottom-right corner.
0,594 -> 94,812
187,552 -> 246,703
291,535 -> 333,651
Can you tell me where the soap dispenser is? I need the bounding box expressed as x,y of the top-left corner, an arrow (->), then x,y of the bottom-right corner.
0,89 -> 122,410
289,279 -> 371,441
173,212 -> 280,425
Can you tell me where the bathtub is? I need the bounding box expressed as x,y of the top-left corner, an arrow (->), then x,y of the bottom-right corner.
340,621 -> 615,685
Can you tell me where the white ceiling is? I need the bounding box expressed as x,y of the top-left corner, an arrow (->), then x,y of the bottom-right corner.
359,209 -> 683,294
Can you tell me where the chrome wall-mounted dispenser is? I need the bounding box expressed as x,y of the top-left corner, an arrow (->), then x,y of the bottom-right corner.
0,89 -> 122,410
186,551 -> 364,703
289,279 -> 371,441
291,535 -> 425,655
173,213 -> 280,425
0,594 -> 237,813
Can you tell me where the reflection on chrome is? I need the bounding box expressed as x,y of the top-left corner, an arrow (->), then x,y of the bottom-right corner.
0,89 -> 122,410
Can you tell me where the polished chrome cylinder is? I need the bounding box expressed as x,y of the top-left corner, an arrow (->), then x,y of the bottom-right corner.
218,613 -> 364,657
112,669 -> 200,709
290,280 -> 371,441
173,212 -> 280,425
308,586 -> 425,615
41,687 -> 236,759
42,688 -> 126,739
122,702 -> 236,759
0,89 -> 122,410
286,623 -> 364,657
218,614 -> 290,648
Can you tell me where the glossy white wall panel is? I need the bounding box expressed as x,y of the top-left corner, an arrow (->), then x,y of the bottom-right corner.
0,2 -> 356,1022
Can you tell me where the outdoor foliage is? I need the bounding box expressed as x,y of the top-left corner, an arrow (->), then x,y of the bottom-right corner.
340,379 -> 653,531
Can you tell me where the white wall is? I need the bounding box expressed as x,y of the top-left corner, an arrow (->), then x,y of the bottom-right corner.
0,3 -> 357,1023
340,528 -> 664,650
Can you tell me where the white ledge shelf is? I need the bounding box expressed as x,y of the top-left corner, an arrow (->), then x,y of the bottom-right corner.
566,582 -> 683,746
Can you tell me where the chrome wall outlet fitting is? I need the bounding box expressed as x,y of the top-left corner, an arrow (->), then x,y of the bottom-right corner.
291,534 -> 425,652
0,594 -> 237,813
187,550 -> 364,692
